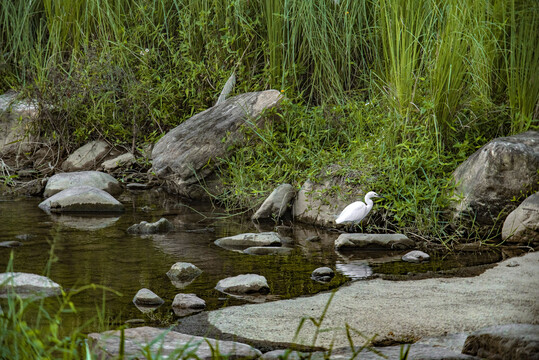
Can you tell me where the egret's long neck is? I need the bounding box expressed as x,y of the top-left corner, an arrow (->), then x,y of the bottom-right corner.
365,195 -> 374,210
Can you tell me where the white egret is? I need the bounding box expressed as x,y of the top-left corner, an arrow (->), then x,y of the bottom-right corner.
336,191 -> 385,231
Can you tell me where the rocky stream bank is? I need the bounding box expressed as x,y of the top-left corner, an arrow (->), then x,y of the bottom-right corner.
1,90 -> 538,359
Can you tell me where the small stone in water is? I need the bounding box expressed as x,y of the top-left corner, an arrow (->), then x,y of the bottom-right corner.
133,288 -> 164,306
311,267 -> 335,282
0,241 -> 23,248
402,250 -> 430,263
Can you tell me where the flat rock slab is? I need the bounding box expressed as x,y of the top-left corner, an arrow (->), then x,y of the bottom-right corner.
0,272 -> 61,298
88,326 -> 261,360
38,186 -> 124,213
215,232 -> 283,249
207,251 -> 539,349
44,171 -> 122,198
462,323 -> 539,359
334,233 -> 414,250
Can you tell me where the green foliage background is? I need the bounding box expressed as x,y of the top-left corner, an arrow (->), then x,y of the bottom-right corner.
1,0 -> 538,237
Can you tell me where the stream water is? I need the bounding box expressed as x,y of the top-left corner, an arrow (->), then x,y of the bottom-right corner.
0,189 -> 504,333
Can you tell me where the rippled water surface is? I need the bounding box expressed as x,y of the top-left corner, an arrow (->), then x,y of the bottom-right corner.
0,190 -> 503,332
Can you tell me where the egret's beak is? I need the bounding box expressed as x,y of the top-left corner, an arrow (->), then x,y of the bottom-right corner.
377,195 -> 387,200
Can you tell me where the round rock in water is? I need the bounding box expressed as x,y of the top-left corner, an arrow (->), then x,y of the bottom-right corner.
38,186 -> 124,213
133,288 -> 164,306
166,262 -> 202,287
215,274 -> 270,295
0,272 -> 61,298
402,250 -> 430,263
311,267 -> 335,282
172,293 -> 206,317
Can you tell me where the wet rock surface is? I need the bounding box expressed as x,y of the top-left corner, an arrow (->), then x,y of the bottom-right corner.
311,267 -> 335,282
243,246 -> 293,255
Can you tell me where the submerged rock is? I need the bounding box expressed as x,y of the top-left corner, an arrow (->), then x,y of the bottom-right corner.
502,192 -> 539,246
152,90 -> 283,199
38,186 -> 124,213
462,323 -> 539,359
252,183 -> 295,221
127,218 -> 173,235
334,233 -> 414,250
402,250 -> 430,263
0,272 -> 61,298
0,241 -> 22,248
62,140 -> 110,172
87,326 -> 262,360
43,171 -> 122,198
243,246 -> 293,255
172,293 -> 206,317
451,131 -> 539,230
215,274 -> 270,295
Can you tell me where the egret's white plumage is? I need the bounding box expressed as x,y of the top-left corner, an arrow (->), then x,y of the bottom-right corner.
336,191 -> 383,225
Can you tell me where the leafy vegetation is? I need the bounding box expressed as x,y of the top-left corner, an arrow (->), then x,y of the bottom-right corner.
1,0 -> 538,238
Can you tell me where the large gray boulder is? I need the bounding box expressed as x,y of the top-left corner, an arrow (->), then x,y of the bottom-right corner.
215,274 -> 270,295
43,171 -> 122,198
152,90 -> 282,199
451,131 -> 539,229
38,186 -> 124,213
0,272 -> 61,298
293,180 -> 348,227
462,323 -> 539,359
88,326 -> 262,360
252,183 -> 295,221
62,140 -> 110,172
334,233 -> 414,250
101,152 -> 135,172
502,192 -> 539,246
